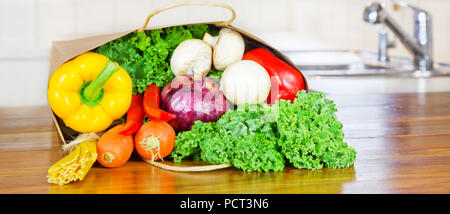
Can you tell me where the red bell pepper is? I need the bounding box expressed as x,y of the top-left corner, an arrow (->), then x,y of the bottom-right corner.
242,48 -> 305,104
119,94 -> 145,135
143,84 -> 176,122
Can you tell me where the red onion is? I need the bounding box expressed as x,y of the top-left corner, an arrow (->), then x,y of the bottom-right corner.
160,76 -> 231,132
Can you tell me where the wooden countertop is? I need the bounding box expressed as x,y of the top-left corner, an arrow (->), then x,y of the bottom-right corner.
1,91 -> 450,194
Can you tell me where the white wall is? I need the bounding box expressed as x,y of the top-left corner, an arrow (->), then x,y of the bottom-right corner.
1,0 -> 449,106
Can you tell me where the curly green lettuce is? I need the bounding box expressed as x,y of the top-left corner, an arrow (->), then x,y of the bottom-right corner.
232,133 -> 285,172
172,91 -> 356,172
97,24 -> 219,94
171,121 -> 215,163
172,104 -> 284,172
275,91 -> 356,169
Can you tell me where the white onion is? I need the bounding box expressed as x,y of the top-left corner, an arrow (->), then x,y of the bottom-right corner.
220,60 -> 271,105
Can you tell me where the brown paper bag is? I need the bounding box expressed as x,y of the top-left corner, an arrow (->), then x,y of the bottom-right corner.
47,1 -> 308,145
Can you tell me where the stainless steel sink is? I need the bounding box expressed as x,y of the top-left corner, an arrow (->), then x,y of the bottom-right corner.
283,50 -> 450,94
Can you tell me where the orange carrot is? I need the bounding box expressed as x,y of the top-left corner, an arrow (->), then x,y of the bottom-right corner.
97,124 -> 134,168
135,121 -> 176,161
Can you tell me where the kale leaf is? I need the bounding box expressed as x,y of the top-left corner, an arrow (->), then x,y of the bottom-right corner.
275,91 -> 356,169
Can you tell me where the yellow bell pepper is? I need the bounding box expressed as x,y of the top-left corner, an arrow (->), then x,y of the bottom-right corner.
48,52 -> 132,133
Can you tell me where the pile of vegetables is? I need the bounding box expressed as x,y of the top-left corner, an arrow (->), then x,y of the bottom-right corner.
47,23 -> 356,185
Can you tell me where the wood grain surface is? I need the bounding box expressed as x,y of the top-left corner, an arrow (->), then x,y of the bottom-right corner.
1,92 -> 450,194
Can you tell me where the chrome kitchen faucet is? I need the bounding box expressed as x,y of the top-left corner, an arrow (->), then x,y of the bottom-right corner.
363,1 -> 433,72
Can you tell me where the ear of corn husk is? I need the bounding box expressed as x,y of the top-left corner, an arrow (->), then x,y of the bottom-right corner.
47,133 -> 98,185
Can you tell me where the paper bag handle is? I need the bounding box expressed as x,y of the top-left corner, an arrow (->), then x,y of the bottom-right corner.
138,1 -> 236,32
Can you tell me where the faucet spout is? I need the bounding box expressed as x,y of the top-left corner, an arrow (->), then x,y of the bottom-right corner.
363,2 -> 433,71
